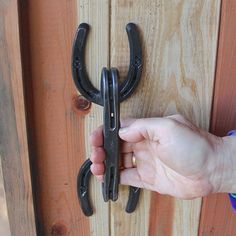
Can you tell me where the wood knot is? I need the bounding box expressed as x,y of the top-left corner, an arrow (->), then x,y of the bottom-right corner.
51,222 -> 67,235
72,95 -> 91,115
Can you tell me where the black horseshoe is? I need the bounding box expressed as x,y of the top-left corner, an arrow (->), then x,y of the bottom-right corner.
77,160 -> 140,216
72,23 -> 143,216
72,23 -> 102,105
77,159 -> 93,216
72,23 -> 143,105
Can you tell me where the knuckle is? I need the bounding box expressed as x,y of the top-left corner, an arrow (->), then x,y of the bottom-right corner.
132,118 -> 144,127
164,118 -> 178,130
174,114 -> 184,120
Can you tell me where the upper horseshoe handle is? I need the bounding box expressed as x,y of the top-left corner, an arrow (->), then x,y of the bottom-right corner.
72,23 -> 143,105
72,23 -> 102,105
119,23 -> 143,102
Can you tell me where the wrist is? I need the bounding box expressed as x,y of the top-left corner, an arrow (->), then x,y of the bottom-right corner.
213,135 -> 236,193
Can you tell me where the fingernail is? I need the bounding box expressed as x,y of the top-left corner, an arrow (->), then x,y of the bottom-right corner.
119,127 -> 129,134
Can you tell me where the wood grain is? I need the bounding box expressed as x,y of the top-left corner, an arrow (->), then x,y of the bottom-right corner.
199,0 -> 236,235
110,0 -> 220,235
20,1 -> 91,235
0,159 -> 12,236
0,0 -> 36,235
76,1 -> 110,235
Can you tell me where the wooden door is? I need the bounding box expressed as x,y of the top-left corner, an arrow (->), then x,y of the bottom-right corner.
2,0 -> 236,235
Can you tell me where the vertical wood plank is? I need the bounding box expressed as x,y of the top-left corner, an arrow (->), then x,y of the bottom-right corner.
76,1 -> 110,235
110,1 -> 220,235
20,1 -> 91,235
0,159 -> 11,236
199,0 -> 236,235
0,0 -> 37,235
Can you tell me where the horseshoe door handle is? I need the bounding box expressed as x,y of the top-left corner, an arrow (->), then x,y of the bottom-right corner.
72,23 -> 143,216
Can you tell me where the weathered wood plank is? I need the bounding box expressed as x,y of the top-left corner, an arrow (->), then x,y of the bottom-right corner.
0,159 -> 11,236
20,1 -> 91,235
110,0 -> 220,235
199,0 -> 236,235
0,0 -> 36,235
76,0 -> 110,235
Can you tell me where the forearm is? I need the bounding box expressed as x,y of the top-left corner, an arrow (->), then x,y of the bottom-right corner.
214,136 -> 236,193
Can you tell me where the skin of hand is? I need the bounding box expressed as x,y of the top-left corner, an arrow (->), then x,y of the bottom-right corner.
90,114 -> 236,199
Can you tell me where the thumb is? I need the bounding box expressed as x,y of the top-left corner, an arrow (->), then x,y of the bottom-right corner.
119,118 -> 165,143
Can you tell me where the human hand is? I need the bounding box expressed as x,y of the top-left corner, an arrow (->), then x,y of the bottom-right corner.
90,114 -> 234,199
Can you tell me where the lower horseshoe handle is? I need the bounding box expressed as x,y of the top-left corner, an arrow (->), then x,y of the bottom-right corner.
126,186 -> 141,213
77,159 -> 93,216
77,159 -> 141,216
